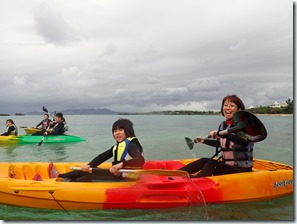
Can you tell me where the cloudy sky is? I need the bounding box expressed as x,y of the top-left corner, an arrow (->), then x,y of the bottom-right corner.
0,0 -> 293,114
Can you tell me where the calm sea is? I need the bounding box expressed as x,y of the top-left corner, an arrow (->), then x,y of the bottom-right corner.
0,114 -> 294,221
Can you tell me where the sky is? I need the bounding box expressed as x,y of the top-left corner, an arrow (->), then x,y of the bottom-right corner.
0,0 -> 293,114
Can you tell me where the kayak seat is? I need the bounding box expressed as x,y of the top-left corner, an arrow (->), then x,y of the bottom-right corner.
35,165 -> 50,179
8,165 -> 24,180
142,160 -> 184,170
22,165 -> 36,180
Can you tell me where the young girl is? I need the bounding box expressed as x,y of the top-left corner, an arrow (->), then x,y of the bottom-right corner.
48,118 -> 145,181
1,119 -> 18,136
179,94 -> 254,178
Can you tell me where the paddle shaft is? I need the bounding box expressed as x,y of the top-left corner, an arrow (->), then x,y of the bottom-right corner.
38,106 -> 55,146
70,167 -> 189,176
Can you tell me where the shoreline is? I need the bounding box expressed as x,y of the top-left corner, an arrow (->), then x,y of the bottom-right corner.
255,114 -> 293,116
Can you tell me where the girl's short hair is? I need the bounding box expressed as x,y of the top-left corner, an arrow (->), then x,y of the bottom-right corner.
55,113 -> 64,119
220,94 -> 245,115
112,119 -> 136,137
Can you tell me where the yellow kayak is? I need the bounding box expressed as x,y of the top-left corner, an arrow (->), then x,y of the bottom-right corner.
0,158 -> 293,210
0,135 -> 19,144
23,127 -> 41,135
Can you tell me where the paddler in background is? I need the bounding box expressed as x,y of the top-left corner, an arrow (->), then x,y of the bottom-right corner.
44,113 -> 65,135
34,114 -> 51,130
1,119 -> 18,136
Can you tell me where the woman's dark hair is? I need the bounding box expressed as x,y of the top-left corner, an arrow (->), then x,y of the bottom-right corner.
112,119 -> 135,138
220,94 -> 245,115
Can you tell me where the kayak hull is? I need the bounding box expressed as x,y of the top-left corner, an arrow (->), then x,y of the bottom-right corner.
0,134 -> 85,144
0,159 -> 293,210
23,128 -> 41,135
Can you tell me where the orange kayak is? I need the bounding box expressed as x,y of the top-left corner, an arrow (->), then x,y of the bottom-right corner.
0,158 -> 293,210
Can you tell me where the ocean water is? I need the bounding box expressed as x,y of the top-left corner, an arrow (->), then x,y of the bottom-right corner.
0,114 -> 294,221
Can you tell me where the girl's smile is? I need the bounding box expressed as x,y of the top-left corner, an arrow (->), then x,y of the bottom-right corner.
113,128 -> 127,142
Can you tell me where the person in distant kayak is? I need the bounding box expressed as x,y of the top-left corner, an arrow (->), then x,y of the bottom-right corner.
44,113 -> 65,135
47,118 -> 145,181
179,94 -> 254,178
1,119 -> 18,136
34,114 -> 51,130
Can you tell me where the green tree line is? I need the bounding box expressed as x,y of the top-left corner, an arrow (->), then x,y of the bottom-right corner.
119,98 -> 293,115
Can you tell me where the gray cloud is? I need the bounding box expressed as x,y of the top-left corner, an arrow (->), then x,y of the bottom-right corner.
33,2 -> 78,45
0,0 -> 293,114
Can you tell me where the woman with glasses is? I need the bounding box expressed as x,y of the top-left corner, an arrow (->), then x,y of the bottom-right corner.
179,94 -> 254,178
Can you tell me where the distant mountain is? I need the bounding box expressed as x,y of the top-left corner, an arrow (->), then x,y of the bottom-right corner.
26,108 -> 118,115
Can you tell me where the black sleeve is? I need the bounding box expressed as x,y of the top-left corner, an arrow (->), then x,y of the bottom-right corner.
122,141 -> 145,168
48,123 -> 64,135
36,121 -> 43,128
88,147 -> 114,167
203,139 -> 219,147
217,121 -> 249,147
1,126 -> 15,136
219,133 -> 250,146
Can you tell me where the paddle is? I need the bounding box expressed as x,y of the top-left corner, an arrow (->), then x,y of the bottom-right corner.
218,110 -> 267,142
70,167 -> 189,176
37,106 -> 52,146
185,135 -> 211,150
38,136 -> 46,146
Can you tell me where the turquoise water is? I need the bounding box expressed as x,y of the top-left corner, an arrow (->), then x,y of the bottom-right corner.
0,114 -> 294,221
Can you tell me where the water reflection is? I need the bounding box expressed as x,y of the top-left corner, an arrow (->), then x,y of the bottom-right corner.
0,144 -> 19,159
0,143 -> 70,162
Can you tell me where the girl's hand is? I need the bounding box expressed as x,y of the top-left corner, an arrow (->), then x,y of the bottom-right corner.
210,130 -> 218,138
110,162 -> 123,174
81,164 -> 91,173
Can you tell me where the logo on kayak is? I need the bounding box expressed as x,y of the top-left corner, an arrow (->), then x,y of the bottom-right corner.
54,138 -> 65,141
273,179 -> 293,189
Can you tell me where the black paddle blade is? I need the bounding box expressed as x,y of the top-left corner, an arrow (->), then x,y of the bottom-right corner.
42,106 -> 48,113
232,111 -> 267,142
185,137 -> 194,150
38,136 -> 45,146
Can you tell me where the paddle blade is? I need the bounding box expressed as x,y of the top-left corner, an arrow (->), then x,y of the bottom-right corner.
37,137 -> 45,146
42,106 -> 48,113
185,137 -> 194,150
232,111 -> 267,142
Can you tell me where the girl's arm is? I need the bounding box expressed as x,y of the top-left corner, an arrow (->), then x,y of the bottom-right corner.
88,147 -> 114,167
